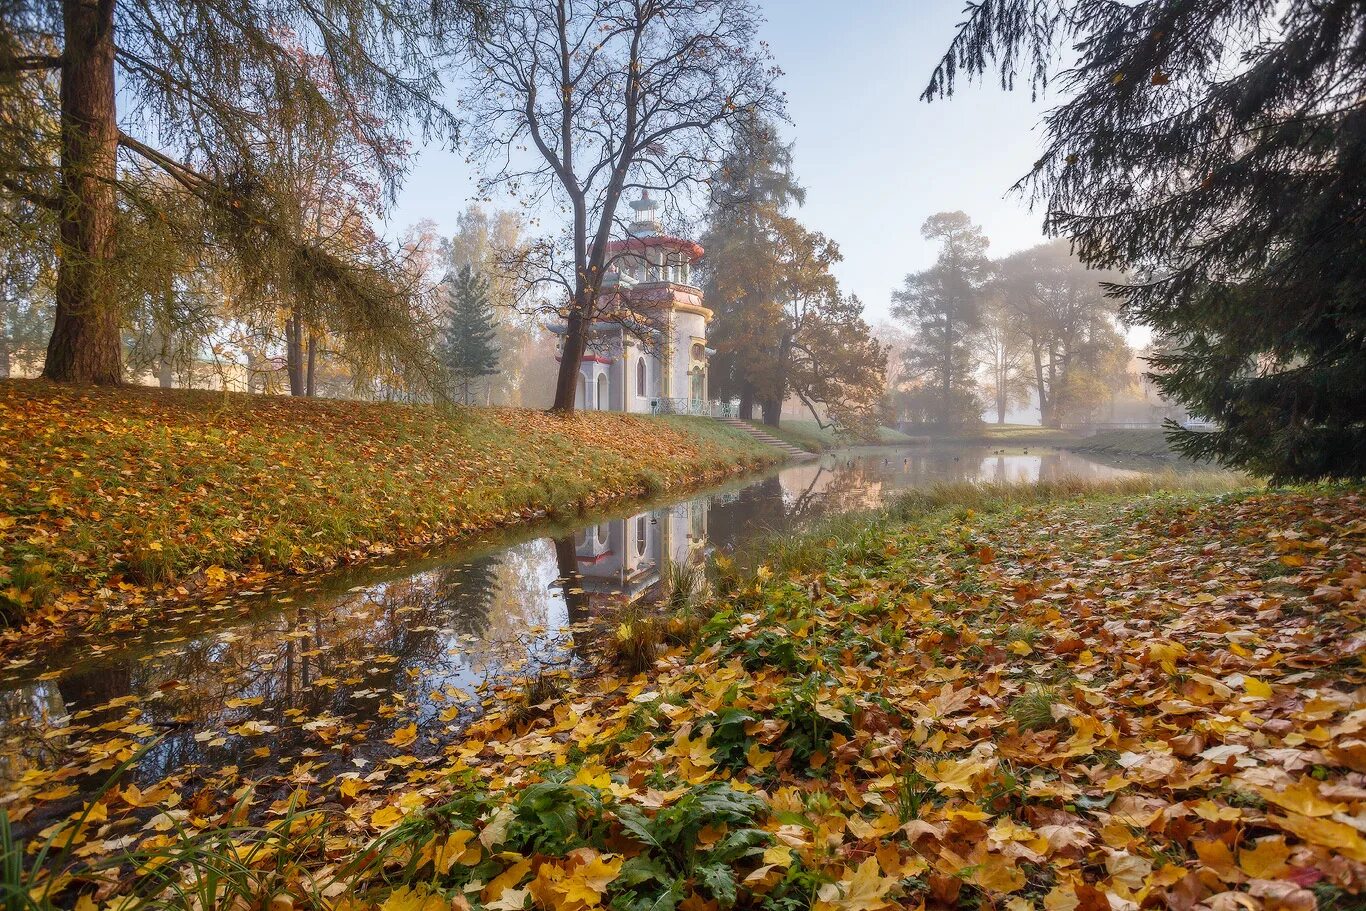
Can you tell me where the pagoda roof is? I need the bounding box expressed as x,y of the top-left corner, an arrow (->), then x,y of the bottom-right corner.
606,234 -> 704,260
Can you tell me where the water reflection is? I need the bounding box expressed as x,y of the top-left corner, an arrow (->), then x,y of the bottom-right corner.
0,445 -> 1138,825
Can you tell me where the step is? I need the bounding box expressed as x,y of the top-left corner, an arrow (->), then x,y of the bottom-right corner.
714,418 -> 817,460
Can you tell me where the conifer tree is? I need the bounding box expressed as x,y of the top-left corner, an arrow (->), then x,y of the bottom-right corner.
440,265 -> 499,406
893,212 -> 990,428
925,0 -> 1366,480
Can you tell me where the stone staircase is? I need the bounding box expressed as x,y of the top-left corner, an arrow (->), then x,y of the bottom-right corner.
716,417 -> 817,461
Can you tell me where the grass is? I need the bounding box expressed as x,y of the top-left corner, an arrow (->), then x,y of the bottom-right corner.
745,419 -> 913,452
0,380 -> 780,650
1065,428 -> 1180,459
897,423 -> 1080,446
730,472 -> 1247,577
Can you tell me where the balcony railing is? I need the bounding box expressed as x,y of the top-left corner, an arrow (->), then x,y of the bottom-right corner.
651,397 -> 738,417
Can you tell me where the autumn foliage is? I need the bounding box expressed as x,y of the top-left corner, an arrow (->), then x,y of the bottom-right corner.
0,380 -> 776,654
15,483 -> 1366,911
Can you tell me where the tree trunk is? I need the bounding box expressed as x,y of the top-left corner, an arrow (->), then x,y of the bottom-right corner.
0,303 -> 11,379
761,398 -> 781,427
247,349 -> 262,395
285,310 -> 304,396
552,301 -> 589,412
305,331 -> 317,397
43,0 -> 121,385
1032,342 -> 1050,428
942,308 -> 953,427
739,382 -> 755,421
762,334 -> 791,428
157,347 -> 173,388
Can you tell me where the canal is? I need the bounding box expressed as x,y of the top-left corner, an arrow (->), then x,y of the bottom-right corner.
0,444 -> 1142,827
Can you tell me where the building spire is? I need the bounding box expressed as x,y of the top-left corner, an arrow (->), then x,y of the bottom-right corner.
628,190 -> 661,236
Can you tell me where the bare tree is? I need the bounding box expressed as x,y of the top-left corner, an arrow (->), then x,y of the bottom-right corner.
459,0 -> 782,412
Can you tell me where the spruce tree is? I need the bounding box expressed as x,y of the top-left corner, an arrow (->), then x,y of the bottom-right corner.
925,0 -> 1366,480
440,265 -> 499,406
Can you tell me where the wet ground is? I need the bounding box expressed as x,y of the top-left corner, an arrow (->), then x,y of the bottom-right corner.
0,445 -> 1143,827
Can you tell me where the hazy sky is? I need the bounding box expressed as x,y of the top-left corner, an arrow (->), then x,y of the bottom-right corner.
386,1 -> 1058,325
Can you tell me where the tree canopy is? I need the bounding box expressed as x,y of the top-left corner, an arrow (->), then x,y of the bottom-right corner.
1,0 -> 482,385
926,0 -> 1366,480
457,0 -> 782,413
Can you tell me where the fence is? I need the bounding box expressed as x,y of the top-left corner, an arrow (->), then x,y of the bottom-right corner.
650,398 -> 740,418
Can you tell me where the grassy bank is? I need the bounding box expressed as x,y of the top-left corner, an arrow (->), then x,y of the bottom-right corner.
750,419 -> 914,452
21,475 -> 1366,911
0,380 -> 779,650
1065,428 -> 1181,460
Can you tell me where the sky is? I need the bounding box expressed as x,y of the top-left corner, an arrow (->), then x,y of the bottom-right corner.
385,1 -> 1059,326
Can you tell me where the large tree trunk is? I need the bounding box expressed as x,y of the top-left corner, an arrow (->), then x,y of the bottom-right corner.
43,0 -> 121,385
942,309 -> 953,427
552,301 -> 589,412
1032,342 -> 1050,428
739,382 -> 755,421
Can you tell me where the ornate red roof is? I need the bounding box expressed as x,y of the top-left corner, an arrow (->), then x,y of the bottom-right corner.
606,234 -> 704,261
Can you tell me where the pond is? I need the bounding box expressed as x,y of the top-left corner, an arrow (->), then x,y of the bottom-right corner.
0,444 -> 1141,829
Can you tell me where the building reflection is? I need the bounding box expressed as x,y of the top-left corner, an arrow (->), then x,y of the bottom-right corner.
0,444 -> 1141,832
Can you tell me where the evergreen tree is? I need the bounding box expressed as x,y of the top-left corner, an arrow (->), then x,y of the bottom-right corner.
892,212 -> 990,428
440,265 -> 499,406
700,120 -> 885,431
926,0 -> 1366,480
699,117 -> 805,420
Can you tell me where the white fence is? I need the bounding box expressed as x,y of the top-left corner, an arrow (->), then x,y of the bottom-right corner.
650,398 -> 740,418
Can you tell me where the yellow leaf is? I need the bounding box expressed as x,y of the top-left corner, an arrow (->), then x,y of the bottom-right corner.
483,857 -> 533,905
370,805 -> 405,830
1239,837 -> 1291,879
1271,812 -> 1366,862
1258,778 -> 1344,818
914,757 -> 989,794
387,723 -> 418,748
1243,676 -> 1273,698
380,885 -> 449,911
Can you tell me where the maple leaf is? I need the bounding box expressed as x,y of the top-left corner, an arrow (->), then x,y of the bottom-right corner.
816,857 -> 895,911
387,723 -> 418,748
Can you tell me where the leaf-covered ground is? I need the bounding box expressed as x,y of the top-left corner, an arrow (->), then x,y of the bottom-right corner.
0,380 -> 776,658
21,485 -> 1366,911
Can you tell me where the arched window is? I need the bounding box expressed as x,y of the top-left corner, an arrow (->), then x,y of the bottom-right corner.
636,358 -> 647,396
636,515 -> 648,557
596,374 -> 608,410
577,372 -> 587,409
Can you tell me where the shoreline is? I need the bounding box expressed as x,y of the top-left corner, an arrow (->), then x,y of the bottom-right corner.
0,380 -> 785,662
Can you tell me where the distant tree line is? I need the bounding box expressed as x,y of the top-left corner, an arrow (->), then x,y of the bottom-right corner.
888,211 -> 1132,431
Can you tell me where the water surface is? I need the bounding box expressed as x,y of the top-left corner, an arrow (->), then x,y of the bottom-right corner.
0,445 -> 1139,825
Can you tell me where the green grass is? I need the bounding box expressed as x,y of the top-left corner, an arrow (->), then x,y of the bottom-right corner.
745,419 -> 913,452
1065,428 -> 1179,459
0,380 -> 780,646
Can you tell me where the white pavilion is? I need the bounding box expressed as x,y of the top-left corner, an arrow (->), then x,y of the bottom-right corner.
556,193 -> 713,413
